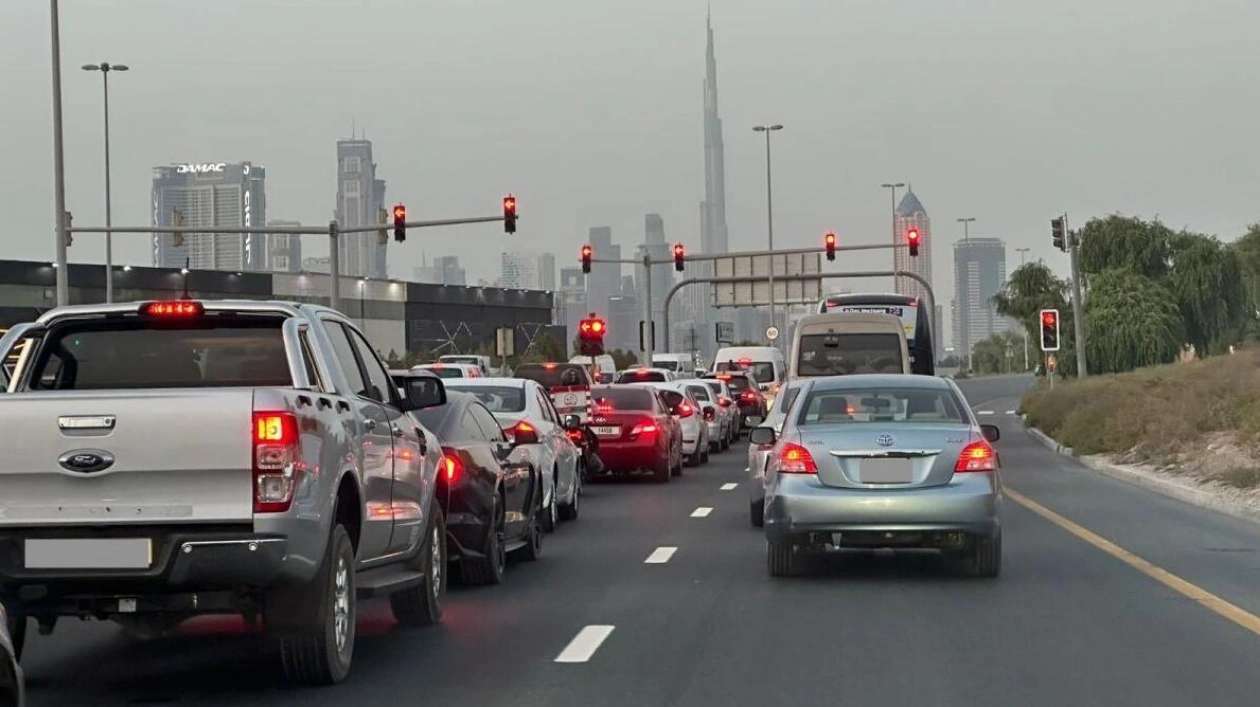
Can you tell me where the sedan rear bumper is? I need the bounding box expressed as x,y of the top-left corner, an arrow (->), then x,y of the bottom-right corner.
599,443 -> 664,472
765,473 -> 1000,542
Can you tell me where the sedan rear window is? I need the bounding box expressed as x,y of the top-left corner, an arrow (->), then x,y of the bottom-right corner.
29,318 -> 290,390
797,387 -> 965,425
616,370 -> 668,383
418,366 -> 466,379
796,333 -> 903,376
593,387 -> 654,411
515,364 -> 590,389
446,385 -> 526,413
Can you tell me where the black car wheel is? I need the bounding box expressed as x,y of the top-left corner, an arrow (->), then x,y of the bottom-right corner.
462,499 -> 506,585
512,500 -> 544,562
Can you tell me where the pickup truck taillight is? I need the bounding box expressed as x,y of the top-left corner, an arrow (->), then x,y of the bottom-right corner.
253,411 -> 300,513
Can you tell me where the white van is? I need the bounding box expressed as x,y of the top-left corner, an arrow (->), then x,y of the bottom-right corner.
651,353 -> 694,374
788,312 -> 910,378
711,346 -> 786,397
570,354 -> 617,383
437,354 -> 493,376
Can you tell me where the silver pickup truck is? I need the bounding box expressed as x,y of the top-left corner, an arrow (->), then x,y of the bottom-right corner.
0,299 -> 450,685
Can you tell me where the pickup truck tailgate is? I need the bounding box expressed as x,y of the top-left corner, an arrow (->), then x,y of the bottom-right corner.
0,389 -> 257,525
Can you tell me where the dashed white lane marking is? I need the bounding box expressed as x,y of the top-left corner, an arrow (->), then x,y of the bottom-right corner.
555,625 -> 615,663
720,482 -> 738,491
691,506 -> 714,518
1006,410 -> 1018,415
644,547 -> 678,564
977,410 -> 996,416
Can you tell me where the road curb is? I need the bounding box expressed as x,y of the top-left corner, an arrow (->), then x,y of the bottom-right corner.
1024,425 -> 1260,527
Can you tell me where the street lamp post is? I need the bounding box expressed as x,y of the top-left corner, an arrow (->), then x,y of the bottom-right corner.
753,124 -> 783,348
1015,247 -> 1031,369
880,182 -> 905,290
82,61 -> 129,303
50,0 -> 69,306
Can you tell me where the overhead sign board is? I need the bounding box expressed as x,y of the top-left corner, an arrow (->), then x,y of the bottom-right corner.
710,252 -> 823,308
715,321 -> 735,344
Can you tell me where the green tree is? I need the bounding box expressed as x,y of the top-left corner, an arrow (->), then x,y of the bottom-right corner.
608,348 -> 638,369
519,332 -> 565,364
1167,232 -> 1246,355
969,331 -> 1028,375
1083,269 -> 1183,373
992,261 -> 1077,377
1230,223 -> 1260,341
1077,214 -> 1174,280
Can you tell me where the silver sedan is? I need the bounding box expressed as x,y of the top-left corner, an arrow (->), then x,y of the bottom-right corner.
751,374 -> 1002,578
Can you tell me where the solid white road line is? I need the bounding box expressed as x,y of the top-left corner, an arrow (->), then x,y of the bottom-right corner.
691,507 -> 714,518
720,482 -> 738,491
644,547 -> 678,564
977,410 -> 996,416
555,625 -> 615,663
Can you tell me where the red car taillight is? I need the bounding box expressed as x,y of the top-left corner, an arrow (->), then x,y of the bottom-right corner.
741,391 -> 758,403
253,411 -> 300,513
506,420 -> 536,444
677,402 -> 695,418
440,449 -> 463,483
718,397 -> 732,408
955,441 -> 996,472
776,442 -> 818,474
629,418 -> 659,440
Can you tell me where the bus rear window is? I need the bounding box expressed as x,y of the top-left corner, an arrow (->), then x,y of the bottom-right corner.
29,318 -> 291,390
797,333 -> 903,376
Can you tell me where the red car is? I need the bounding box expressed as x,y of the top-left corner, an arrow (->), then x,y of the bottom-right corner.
588,385 -> 682,482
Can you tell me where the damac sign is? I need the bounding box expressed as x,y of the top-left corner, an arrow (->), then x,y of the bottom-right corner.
176,163 -> 226,174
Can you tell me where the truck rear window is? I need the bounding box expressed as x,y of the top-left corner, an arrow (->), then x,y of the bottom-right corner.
796,333 -> 903,376
28,319 -> 291,390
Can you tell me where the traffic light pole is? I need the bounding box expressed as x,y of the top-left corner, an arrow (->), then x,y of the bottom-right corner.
62,214 -> 509,313
1065,214 -> 1088,378
659,269 -> 938,353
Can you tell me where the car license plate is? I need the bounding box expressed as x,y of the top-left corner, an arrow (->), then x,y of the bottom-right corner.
25,538 -> 152,570
593,426 -> 620,437
859,458 -> 913,484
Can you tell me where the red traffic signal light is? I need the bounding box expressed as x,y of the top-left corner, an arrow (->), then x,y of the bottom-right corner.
392,204 -> 407,242
590,319 -> 605,334
503,194 -> 517,234
1039,308 -> 1060,351
905,227 -> 921,257
673,243 -> 686,272
824,232 -> 836,261
580,244 -> 593,274
578,315 -> 607,356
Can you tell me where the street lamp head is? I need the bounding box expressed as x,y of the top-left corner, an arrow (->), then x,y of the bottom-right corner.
752,125 -> 766,132
768,124 -> 784,131
81,64 -> 101,71
881,182 -> 906,189
111,64 -> 130,72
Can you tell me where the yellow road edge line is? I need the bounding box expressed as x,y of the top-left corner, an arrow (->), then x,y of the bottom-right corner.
1005,487 -> 1260,638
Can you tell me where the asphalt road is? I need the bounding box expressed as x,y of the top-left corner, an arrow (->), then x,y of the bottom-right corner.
19,374 -> 1260,706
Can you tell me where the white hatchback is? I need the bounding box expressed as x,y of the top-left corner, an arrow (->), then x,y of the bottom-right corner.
643,382 -> 710,467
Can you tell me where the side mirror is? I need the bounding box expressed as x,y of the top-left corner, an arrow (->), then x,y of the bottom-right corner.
745,415 -> 765,427
980,424 -> 1000,443
562,414 -> 583,431
401,373 -> 447,411
748,426 -> 776,446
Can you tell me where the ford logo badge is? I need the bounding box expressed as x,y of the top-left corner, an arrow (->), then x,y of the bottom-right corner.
875,434 -> 896,447
58,450 -> 115,474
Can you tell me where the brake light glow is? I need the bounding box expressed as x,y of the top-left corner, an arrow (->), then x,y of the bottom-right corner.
742,391 -> 758,402
718,396 -> 732,408
716,374 -> 732,381
252,411 -> 301,513
507,420 -> 536,443
544,363 -> 558,369
595,400 -> 614,414
738,357 -> 752,365
441,452 -> 463,483
141,300 -> 203,317
629,419 -> 658,439
676,402 -> 695,418
776,442 -> 818,474
955,441 -> 996,472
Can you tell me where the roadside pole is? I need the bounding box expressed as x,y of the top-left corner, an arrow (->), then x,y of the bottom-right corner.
1066,213 -> 1088,378
641,251 -> 653,363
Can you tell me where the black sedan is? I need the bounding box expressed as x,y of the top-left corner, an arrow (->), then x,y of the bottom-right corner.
410,392 -> 545,585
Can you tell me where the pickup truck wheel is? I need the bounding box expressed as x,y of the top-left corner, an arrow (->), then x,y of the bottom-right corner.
461,501 -> 506,586
390,506 -> 447,627
278,524 -> 356,685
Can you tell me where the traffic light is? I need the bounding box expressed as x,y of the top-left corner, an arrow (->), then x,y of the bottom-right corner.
578,314 -> 607,356
824,231 -> 836,261
503,194 -> 517,234
1039,309 -> 1060,351
580,244 -> 593,274
377,206 -> 389,245
673,243 -> 685,272
392,204 -> 407,243
171,208 -> 184,248
905,227 -> 921,257
1051,217 -> 1066,251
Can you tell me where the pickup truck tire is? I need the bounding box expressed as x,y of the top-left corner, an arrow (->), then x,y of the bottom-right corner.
390,505 -> 447,627
461,500 -> 506,586
277,524 -> 356,685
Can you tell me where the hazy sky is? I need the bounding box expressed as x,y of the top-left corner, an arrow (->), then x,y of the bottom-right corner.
3,0 -> 1259,345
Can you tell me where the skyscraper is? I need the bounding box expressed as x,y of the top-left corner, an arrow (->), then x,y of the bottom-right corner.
413,255 -> 466,285
893,186 -> 934,305
953,238 -> 1009,362
587,226 -> 621,318
266,219 -> 302,273
152,161 -> 267,271
636,213 -> 674,349
694,9 -> 728,361
334,139 -> 388,279
500,250 -> 540,289
537,252 -> 556,292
